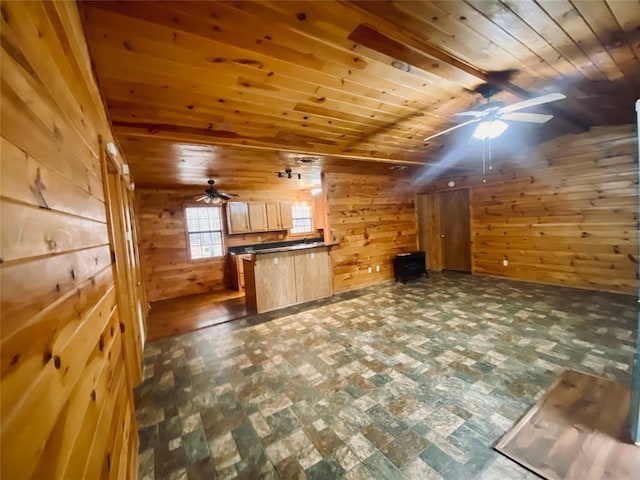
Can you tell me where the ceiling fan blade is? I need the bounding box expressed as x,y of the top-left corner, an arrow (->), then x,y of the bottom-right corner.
501,112 -> 553,124
218,193 -> 231,201
194,195 -> 208,202
501,93 -> 566,113
453,111 -> 486,118
424,118 -> 480,142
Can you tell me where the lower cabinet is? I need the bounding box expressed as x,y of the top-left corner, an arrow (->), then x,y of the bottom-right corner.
227,254 -> 249,290
294,249 -> 332,302
245,252 -> 297,312
244,247 -> 332,313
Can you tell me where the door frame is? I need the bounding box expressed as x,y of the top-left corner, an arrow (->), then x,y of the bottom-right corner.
100,139 -> 145,387
416,187 -> 472,273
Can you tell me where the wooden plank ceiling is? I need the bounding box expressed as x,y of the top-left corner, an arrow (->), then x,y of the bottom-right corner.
81,1 -> 640,190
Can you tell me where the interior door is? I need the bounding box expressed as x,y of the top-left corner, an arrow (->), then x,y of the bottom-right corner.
439,189 -> 471,272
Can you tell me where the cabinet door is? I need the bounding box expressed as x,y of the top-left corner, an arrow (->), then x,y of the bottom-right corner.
295,248 -> 332,302
312,193 -> 326,230
265,203 -> 281,230
227,202 -> 250,233
279,202 -> 293,230
248,203 -> 268,232
253,252 -> 297,312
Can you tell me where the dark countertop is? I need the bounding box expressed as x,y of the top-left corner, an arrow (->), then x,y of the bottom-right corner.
240,242 -> 338,258
228,236 -> 324,255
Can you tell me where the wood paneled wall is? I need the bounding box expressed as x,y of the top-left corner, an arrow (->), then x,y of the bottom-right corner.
326,173 -> 418,293
137,188 -> 316,301
424,125 -> 638,295
1,2 -> 139,478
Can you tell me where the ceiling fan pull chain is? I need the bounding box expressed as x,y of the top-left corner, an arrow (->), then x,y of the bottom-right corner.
482,138 -> 487,183
488,138 -> 493,171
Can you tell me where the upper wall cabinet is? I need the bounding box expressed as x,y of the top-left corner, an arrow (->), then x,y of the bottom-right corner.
248,203 -> 267,232
227,201 -> 293,234
279,202 -> 293,230
265,203 -> 281,231
227,202 -> 250,233
265,201 -> 293,230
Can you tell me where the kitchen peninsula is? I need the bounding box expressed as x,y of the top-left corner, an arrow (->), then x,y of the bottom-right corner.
243,243 -> 335,313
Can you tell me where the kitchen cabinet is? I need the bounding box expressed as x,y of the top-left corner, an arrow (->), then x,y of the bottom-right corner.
227,253 -> 250,290
265,203 -> 281,230
227,201 -> 294,233
227,202 -> 250,233
244,244 -> 333,313
294,248 -> 332,302
248,203 -> 267,232
279,201 -> 293,230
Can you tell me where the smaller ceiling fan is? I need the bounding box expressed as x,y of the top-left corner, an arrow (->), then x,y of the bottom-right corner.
424,92 -> 566,142
194,179 -> 238,204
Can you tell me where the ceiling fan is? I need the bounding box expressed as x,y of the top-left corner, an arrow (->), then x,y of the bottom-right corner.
424,92 -> 566,143
193,179 -> 238,204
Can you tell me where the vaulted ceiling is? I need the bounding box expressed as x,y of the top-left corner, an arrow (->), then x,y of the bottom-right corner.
81,1 -> 640,190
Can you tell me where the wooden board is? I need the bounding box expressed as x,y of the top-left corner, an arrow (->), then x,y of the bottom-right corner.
248,252 -> 297,313
1,2 -> 140,478
496,369 -> 640,480
294,248 -> 333,303
78,0 -> 640,190
326,172 -> 418,293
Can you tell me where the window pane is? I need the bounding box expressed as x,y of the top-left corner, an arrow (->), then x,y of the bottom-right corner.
185,206 -> 223,259
190,245 -> 203,259
290,203 -> 313,234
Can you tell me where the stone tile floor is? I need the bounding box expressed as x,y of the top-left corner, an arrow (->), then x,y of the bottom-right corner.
136,272 -> 636,479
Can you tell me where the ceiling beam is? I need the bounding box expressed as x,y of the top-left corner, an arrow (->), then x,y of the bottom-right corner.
112,121 -> 472,171
346,22 -> 589,132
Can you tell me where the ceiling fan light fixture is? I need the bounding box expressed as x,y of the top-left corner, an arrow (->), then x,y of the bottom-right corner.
473,120 -> 508,140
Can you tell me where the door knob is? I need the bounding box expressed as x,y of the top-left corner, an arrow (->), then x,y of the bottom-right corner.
441,235 -> 445,238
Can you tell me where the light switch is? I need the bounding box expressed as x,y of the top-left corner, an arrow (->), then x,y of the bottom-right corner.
311,253 -> 315,259
273,257 -> 279,264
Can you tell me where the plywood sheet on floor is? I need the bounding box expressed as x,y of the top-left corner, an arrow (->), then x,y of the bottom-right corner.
496,369 -> 640,480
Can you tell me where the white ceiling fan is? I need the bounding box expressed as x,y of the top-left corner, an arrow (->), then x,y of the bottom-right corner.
424,92 -> 567,142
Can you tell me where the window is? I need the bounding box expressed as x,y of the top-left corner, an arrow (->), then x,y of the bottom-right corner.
185,206 -> 223,260
291,202 -> 313,234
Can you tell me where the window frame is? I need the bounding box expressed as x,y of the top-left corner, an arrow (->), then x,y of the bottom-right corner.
183,204 -> 225,262
290,202 -> 314,235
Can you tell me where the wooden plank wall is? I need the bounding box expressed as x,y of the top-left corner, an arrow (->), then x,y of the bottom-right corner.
1,2 -> 139,478
326,173 -> 418,293
137,188 -> 315,301
425,125 -> 638,295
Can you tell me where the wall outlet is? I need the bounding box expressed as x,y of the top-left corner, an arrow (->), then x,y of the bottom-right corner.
376,265 -> 380,272
502,259 -> 509,266
367,266 -> 372,273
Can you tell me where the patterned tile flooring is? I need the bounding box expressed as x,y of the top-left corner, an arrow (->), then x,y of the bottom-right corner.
136,273 -> 637,479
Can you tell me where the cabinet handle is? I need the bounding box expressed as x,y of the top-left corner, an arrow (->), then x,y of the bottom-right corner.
441,234 -> 445,238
